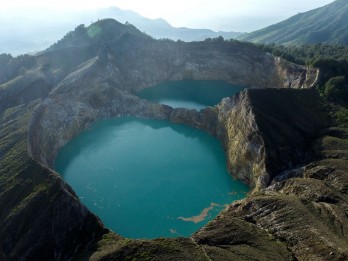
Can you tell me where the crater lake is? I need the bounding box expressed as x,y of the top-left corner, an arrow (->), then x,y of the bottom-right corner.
55,117 -> 249,238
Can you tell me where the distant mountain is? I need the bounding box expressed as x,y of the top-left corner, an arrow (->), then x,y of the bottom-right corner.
238,0 -> 348,45
94,7 -> 243,41
0,7 -> 242,55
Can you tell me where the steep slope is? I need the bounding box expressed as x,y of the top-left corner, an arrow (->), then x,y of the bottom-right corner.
1,18 -> 347,260
218,89 -> 330,188
26,22 -> 318,168
192,89 -> 348,260
238,0 -> 348,45
0,102 -> 105,260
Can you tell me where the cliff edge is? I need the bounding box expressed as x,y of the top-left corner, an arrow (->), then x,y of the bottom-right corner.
1,19 -> 347,260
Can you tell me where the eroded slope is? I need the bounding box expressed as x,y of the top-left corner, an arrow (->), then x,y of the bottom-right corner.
1,19 -> 346,261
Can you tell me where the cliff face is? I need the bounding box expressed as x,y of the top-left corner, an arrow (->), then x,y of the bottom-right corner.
2,20 -> 319,153
274,57 -> 319,88
219,88 -> 330,189
1,19 -> 347,260
165,89 -> 348,260
27,58 -> 173,167
218,92 -> 267,188
153,88 -> 330,190
27,27 -> 317,168
96,36 -> 318,91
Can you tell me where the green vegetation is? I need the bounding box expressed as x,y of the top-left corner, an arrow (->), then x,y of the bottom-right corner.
329,106 -> 348,128
238,0 -> 348,45
324,76 -> 348,103
257,43 -> 348,66
239,0 -> 348,127
256,43 -> 348,116
0,54 -> 36,84
48,19 -> 147,51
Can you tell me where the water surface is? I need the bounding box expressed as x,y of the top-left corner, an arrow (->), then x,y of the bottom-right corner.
137,80 -> 245,110
55,117 -> 249,238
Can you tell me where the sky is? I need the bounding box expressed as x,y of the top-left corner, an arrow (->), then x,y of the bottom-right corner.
1,0 -> 336,32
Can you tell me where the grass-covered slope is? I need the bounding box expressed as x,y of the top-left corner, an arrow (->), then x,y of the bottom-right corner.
238,0 -> 348,45
0,101 -> 106,260
47,18 -> 147,51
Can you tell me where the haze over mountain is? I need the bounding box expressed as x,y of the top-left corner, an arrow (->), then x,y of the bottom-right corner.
95,8 -> 243,41
238,0 -> 348,45
0,0 -> 337,55
0,7 -> 242,55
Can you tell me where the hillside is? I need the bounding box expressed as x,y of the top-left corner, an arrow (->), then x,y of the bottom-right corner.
1,18 -> 348,260
238,0 -> 348,45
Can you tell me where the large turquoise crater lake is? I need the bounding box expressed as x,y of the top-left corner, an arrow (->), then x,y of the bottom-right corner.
55,81 -> 248,239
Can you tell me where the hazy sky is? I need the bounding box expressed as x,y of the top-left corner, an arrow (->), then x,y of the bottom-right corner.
1,0 -> 336,31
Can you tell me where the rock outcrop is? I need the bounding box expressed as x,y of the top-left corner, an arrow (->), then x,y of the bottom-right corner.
26,20 -> 318,169
217,92 -> 267,189
1,18 -> 347,260
219,88 -> 330,189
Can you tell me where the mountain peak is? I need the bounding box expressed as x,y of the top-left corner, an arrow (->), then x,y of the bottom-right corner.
47,18 -> 145,51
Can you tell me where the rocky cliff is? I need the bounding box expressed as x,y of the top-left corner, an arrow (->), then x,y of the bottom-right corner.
1,18 -> 347,260
26,20 -> 317,168
220,88 -> 330,189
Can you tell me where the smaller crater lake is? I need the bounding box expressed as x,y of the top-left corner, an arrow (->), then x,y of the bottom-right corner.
55,117 -> 249,239
137,80 -> 245,110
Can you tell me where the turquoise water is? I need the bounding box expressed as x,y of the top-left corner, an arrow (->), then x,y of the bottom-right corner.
137,80 -> 245,110
55,117 -> 249,239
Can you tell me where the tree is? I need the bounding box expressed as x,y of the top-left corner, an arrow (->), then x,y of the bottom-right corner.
324,76 -> 348,103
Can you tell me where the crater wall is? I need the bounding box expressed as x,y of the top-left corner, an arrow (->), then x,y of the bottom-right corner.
2,19 -> 348,260
28,38 -> 318,174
